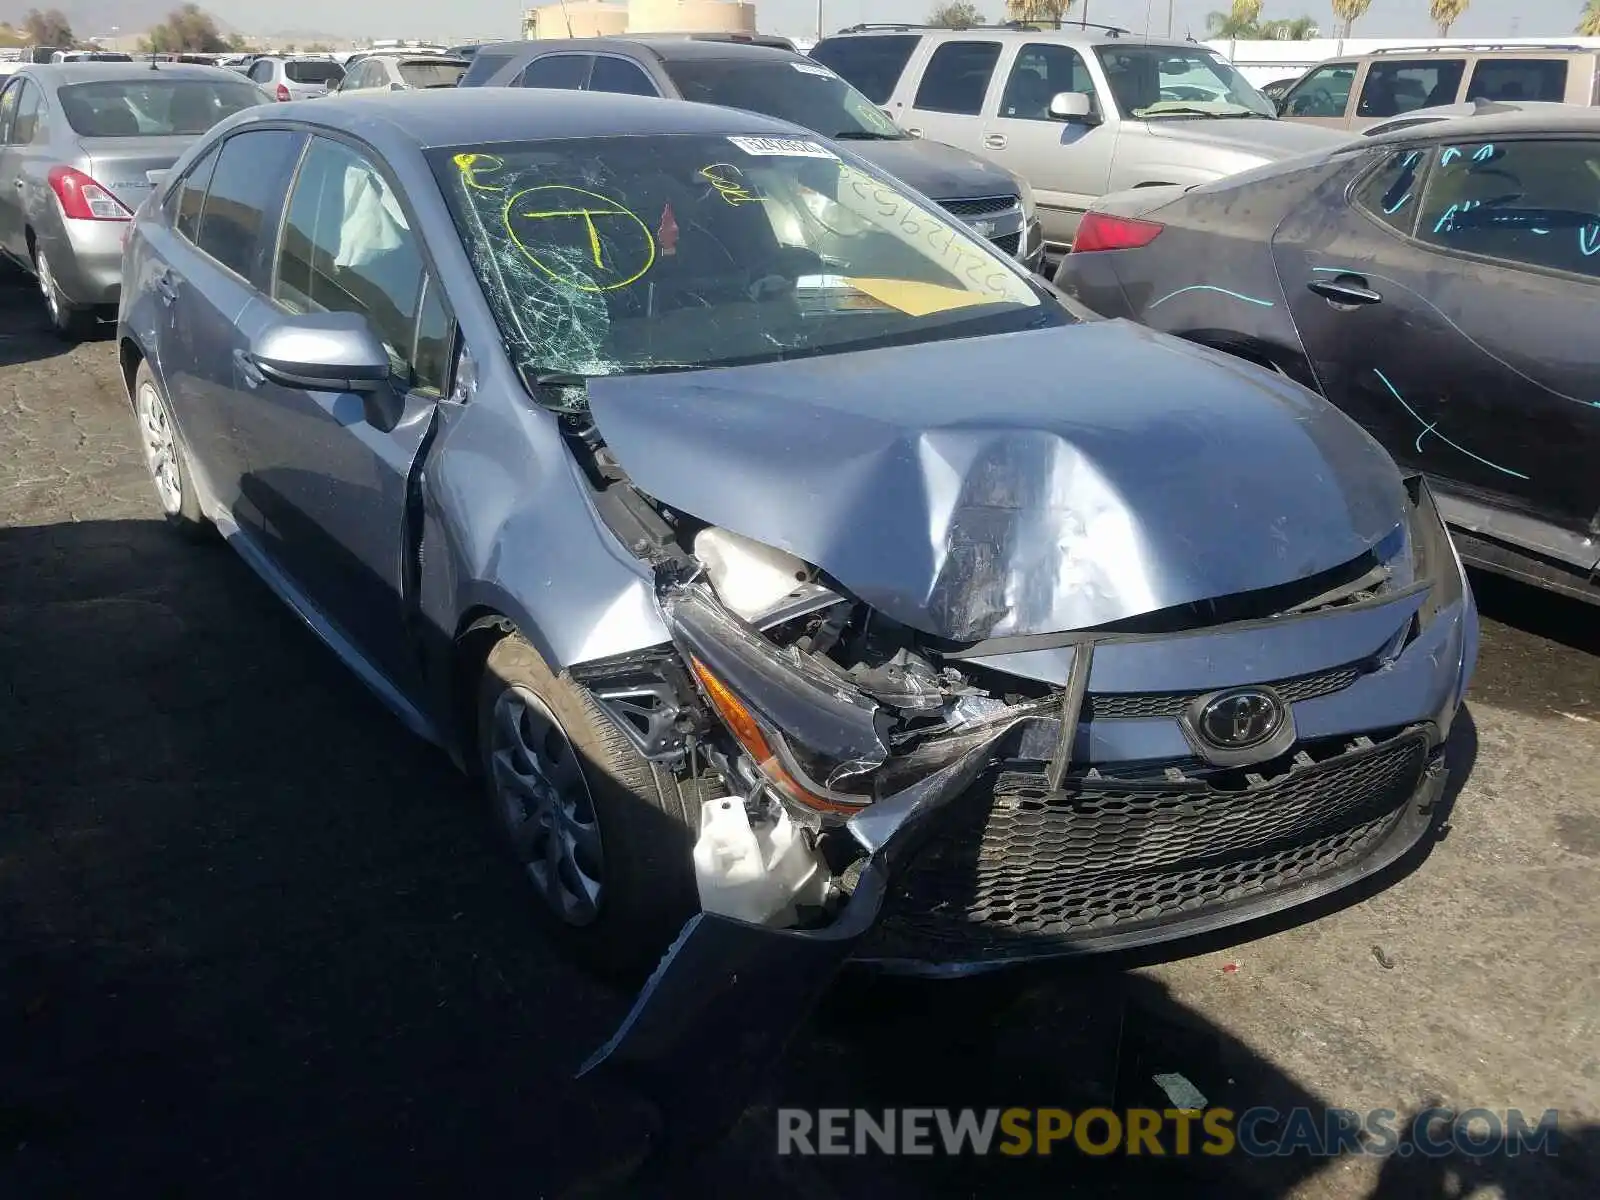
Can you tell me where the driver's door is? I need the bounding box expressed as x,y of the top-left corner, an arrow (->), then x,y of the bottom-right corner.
1279,60 -> 1357,128
234,134 -> 451,693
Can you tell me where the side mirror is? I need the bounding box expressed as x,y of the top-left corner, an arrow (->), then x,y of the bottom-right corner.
1048,91 -> 1102,126
146,168 -> 169,186
248,311 -> 392,394
390,81 -> 405,91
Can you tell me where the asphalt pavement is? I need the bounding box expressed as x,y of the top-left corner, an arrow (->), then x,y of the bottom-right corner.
2,271 -> 1597,1199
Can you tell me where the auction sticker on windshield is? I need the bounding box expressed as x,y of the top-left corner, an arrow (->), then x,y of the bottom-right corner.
728,135 -> 838,159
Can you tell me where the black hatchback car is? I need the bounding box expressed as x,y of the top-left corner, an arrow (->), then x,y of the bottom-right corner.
1055,109 -> 1600,604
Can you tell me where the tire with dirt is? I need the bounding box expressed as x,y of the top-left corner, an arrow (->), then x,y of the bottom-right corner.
476,631 -> 713,979
33,245 -> 97,340
132,361 -> 209,538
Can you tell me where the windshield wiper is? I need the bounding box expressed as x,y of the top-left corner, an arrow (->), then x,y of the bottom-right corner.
529,364 -> 705,391
830,129 -> 905,140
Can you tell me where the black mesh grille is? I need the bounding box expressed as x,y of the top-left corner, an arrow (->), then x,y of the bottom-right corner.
940,194 -> 1019,217
1083,663 -> 1363,721
868,730 -> 1430,958
990,232 -> 1022,256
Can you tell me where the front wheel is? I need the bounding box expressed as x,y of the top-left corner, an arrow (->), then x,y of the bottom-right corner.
476,632 -> 714,979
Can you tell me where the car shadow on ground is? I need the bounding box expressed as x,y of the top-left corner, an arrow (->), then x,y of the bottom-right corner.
0,276 -> 102,368
0,517 -> 1591,1199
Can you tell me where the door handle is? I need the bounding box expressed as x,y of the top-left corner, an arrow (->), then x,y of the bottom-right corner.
1308,276 -> 1382,306
233,347 -> 266,389
905,127 -> 924,138
11,179 -> 22,189
983,133 -> 1007,150
154,271 -> 178,306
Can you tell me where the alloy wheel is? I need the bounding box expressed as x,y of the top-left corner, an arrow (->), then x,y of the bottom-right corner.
489,685 -> 606,926
35,249 -> 63,326
136,381 -> 183,515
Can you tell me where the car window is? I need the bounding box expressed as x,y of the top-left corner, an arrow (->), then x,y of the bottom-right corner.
10,80 -> 46,144
195,129 -> 305,280
429,132 -> 1053,396
662,58 -> 902,140
1282,62 -> 1355,118
412,273 -> 455,396
1356,59 -> 1464,119
810,34 -> 920,105
342,61 -> 371,89
521,54 -> 591,89
1466,58 -> 1568,103
913,41 -> 1002,115
274,136 -> 428,380
58,79 -> 265,137
459,50 -> 515,86
1097,45 -> 1276,118
0,81 -> 19,143
285,59 -> 344,85
248,61 -> 272,82
398,61 -> 468,89
999,43 -> 1093,121
168,141 -> 220,242
1414,138 -> 1600,279
588,55 -> 656,97
1351,147 -> 1428,235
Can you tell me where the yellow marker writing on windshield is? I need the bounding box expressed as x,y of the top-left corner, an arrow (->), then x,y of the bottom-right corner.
454,152 -> 506,192
503,185 -> 655,292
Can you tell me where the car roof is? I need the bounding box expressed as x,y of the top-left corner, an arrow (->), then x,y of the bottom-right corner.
251,86 -> 810,149
472,37 -> 804,65
19,62 -> 248,85
1364,105 -> 1600,144
819,25 -> 1199,51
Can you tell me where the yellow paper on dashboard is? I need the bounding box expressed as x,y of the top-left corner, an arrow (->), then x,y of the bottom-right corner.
842,277 -> 997,318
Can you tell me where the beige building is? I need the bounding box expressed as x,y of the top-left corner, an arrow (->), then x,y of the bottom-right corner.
523,0 -> 756,40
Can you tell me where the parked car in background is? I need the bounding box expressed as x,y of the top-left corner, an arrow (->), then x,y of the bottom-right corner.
1278,43 -> 1600,133
809,24 -> 1352,253
1259,76 -> 1299,103
446,43 -> 482,62
462,36 -> 1044,268
246,55 -> 345,101
1054,109 -> 1600,603
0,62 -> 269,336
335,53 -> 468,93
53,51 -> 135,63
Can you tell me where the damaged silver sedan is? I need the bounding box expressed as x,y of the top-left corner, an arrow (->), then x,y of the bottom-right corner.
118,91 -> 1476,1125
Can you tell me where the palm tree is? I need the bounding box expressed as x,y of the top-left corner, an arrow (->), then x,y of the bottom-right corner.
1580,0 -> 1600,35
1259,15 -> 1319,38
1205,0 -> 1263,37
1005,0 -> 1076,26
1330,0 -> 1373,37
1430,0 -> 1469,36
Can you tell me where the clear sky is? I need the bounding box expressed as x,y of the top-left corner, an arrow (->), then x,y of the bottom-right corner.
240,0 -> 1593,47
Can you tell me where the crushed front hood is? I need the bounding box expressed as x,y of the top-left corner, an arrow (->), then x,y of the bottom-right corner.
586,321 -> 1406,641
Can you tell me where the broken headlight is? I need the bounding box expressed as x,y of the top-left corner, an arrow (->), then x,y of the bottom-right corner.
670,585 -> 889,817
1404,475 -> 1466,629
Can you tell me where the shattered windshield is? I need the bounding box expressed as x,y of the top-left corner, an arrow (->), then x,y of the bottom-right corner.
429,134 -> 1054,400
1095,46 -> 1276,119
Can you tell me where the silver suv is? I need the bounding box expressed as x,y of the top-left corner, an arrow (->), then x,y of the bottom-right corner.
812,22 -> 1353,252
244,55 -> 346,102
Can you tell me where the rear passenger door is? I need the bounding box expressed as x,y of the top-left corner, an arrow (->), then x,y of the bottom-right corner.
1273,136 -> 1600,563
231,133 -> 453,691
896,38 -> 1002,155
981,41 -> 1113,245
152,127 -> 308,513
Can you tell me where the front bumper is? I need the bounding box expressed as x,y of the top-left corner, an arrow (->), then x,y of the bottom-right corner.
582,567 -> 1476,1149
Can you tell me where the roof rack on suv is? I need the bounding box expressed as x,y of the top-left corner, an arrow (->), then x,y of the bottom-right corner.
835,20 -> 1130,37
1369,42 -> 1588,55
998,19 -> 1128,35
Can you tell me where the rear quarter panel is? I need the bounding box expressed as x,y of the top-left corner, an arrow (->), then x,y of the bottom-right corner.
1067,155 -> 1359,383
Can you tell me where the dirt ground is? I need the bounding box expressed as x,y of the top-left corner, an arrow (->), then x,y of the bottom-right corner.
2,272 -> 1597,1199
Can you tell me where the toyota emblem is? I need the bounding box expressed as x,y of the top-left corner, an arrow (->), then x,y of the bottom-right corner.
1196,688 -> 1285,750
